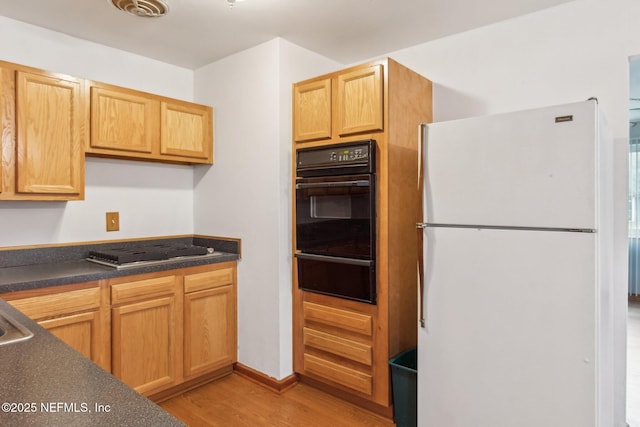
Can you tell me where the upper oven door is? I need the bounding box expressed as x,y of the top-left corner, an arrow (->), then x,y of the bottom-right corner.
295,174 -> 375,259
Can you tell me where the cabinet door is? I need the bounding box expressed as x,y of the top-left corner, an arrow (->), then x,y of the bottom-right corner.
184,284 -> 236,378
15,70 -> 84,196
112,295 -> 180,395
90,85 -> 158,154
160,100 -> 213,163
39,311 -> 103,364
293,78 -> 332,142
336,65 -> 383,136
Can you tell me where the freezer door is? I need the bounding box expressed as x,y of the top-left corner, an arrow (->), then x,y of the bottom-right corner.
424,101 -> 597,230
418,227 -> 597,427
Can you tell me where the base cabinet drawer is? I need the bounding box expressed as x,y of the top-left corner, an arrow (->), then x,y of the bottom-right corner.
303,327 -> 372,366
304,353 -> 373,395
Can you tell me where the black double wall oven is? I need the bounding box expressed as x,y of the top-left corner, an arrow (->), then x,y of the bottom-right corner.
295,140 -> 376,304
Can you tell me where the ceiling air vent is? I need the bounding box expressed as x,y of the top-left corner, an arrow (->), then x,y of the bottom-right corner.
110,0 -> 169,18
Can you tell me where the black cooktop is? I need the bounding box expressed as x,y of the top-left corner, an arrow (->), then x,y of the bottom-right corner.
88,243 -> 210,265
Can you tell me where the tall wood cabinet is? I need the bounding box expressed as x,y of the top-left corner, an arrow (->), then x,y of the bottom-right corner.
292,58 -> 432,416
0,61 -> 86,200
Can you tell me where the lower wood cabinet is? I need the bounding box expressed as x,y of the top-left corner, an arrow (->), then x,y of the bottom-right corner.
4,261 -> 238,399
6,284 -> 110,371
183,266 -> 237,379
110,274 -> 182,396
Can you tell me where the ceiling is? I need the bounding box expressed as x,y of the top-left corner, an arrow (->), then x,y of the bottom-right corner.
0,0 -> 576,70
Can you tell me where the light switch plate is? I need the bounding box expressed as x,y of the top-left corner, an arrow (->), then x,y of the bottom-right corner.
106,212 -> 120,232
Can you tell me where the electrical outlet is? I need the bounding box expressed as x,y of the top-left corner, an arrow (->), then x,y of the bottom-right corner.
106,212 -> 120,232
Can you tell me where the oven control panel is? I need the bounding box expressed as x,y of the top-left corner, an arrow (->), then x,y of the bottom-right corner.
329,146 -> 368,162
296,140 -> 375,176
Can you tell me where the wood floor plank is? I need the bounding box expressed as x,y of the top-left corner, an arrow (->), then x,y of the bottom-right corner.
160,373 -> 395,427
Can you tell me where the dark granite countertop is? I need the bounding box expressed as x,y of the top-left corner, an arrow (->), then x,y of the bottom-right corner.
0,236 -> 240,293
0,298 -> 185,426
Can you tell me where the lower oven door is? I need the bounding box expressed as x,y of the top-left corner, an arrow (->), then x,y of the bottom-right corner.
296,253 -> 376,304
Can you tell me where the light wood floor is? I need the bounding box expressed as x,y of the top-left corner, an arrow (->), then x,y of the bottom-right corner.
629,302 -> 640,427
161,304 -> 640,427
160,373 -> 395,427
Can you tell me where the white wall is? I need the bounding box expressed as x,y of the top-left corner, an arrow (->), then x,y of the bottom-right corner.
193,39 -> 340,379
0,17 -> 196,246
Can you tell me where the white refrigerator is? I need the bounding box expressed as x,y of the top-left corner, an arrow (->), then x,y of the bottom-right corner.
417,100 -> 623,427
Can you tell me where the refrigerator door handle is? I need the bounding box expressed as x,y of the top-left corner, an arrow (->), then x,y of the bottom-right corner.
418,123 -> 428,328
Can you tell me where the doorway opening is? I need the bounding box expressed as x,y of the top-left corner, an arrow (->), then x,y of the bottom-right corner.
626,57 -> 640,427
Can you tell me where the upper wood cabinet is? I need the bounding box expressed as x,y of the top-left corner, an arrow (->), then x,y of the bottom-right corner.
87,82 -> 213,165
90,85 -> 158,155
160,100 -> 213,161
336,65 -> 383,137
0,62 -> 86,200
293,64 -> 383,142
293,78 -> 332,142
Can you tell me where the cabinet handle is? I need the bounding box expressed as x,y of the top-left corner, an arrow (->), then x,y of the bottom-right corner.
417,123 -> 427,328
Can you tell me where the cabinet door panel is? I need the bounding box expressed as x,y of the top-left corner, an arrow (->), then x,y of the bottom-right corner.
112,296 -> 179,395
15,71 -> 83,195
184,285 -> 236,378
293,78 -> 332,142
90,86 -> 158,154
40,312 -> 99,361
160,100 -> 213,162
336,65 -> 383,136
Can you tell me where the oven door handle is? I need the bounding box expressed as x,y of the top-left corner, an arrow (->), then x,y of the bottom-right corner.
295,180 -> 370,189
295,253 -> 374,267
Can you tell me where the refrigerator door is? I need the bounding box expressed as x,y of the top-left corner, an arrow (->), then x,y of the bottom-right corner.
424,100 -> 597,230
418,227 -> 597,427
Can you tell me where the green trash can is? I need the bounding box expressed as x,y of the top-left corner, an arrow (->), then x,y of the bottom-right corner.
389,347 -> 417,427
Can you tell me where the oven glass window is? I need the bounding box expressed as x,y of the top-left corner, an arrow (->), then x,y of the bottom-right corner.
296,174 -> 374,259
310,195 -> 352,219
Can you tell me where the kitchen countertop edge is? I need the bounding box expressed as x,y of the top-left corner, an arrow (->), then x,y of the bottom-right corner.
0,252 -> 239,294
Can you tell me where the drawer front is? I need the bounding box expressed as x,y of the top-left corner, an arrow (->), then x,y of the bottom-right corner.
111,275 -> 177,304
184,268 -> 234,294
303,327 -> 372,366
304,353 -> 372,395
303,302 -> 372,336
10,287 -> 101,320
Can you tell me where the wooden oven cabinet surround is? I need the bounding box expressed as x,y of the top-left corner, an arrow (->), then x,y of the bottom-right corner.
291,58 -> 432,416
4,261 -> 237,400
